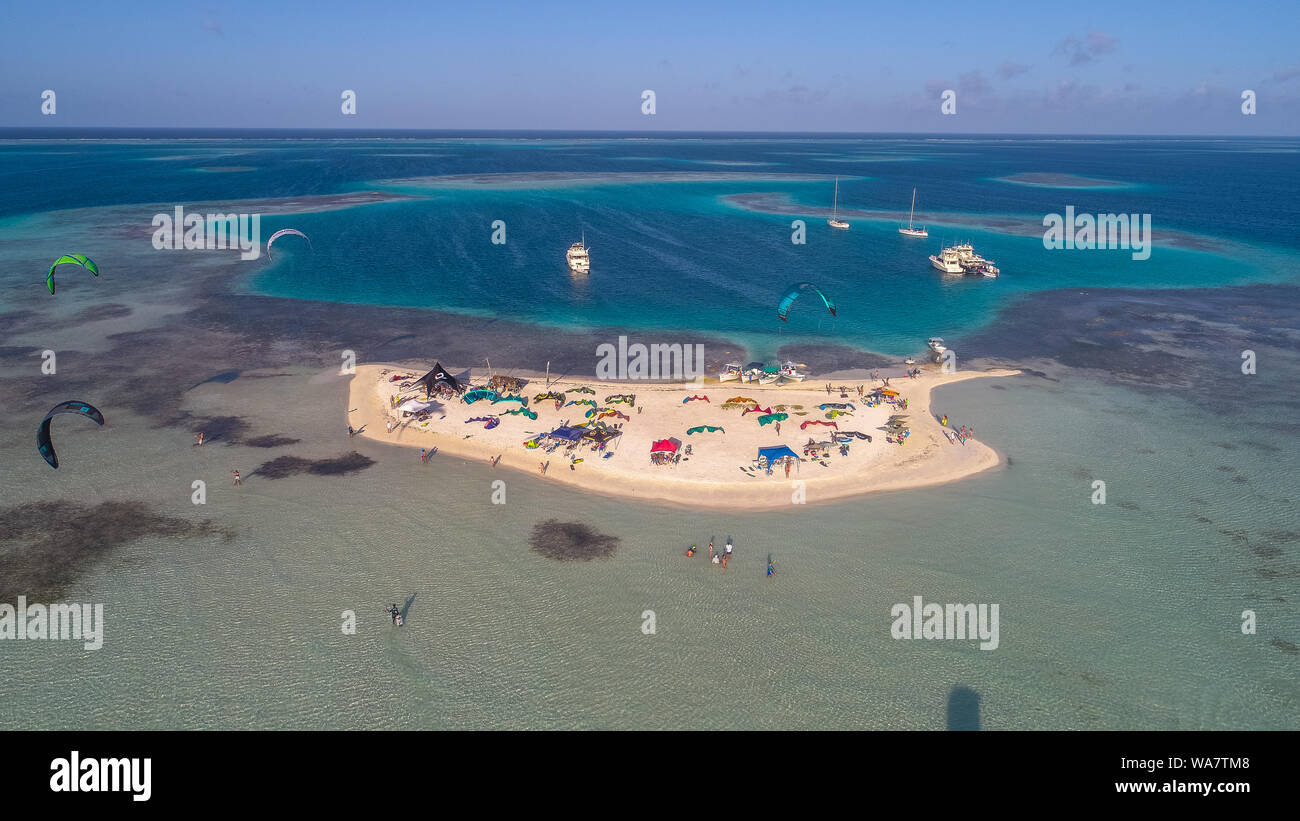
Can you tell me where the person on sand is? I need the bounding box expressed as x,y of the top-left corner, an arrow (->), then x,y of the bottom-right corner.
785,459 -> 791,478
775,421 -> 781,436
386,420 -> 394,434
232,469 -> 242,486
348,425 -> 355,438
420,448 -> 426,463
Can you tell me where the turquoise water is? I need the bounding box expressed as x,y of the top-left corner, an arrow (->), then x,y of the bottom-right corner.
0,134 -> 1295,729
0,368 -> 1293,729
3,135 -> 1297,358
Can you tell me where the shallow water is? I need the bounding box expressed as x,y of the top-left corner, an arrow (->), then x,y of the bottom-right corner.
0,364 -> 1293,730
0,135 -> 1295,730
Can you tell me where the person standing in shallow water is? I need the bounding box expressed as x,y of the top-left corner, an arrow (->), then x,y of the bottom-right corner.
232,469 -> 242,485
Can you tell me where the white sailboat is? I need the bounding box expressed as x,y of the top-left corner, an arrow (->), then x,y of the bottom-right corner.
827,177 -> 849,229
898,188 -> 928,237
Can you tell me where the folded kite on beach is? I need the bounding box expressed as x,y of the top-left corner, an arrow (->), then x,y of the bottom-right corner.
687,425 -> 725,435
757,413 -> 788,427
463,389 -> 498,404
565,398 -> 597,408
504,407 -> 538,420
741,405 -> 773,416
801,419 -> 838,430
726,397 -> 757,405
819,402 -> 855,411
569,386 -> 596,395
465,416 -> 500,429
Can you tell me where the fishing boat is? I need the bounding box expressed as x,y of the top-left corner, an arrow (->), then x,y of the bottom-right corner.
827,177 -> 849,229
953,243 -> 1000,278
759,365 -> 781,384
718,363 -> 743,382
928,337 -> 947,355
566,232 -> 590,274
898,188 -> 928,237
929,246 -> 963,273
779,361 -> 807,382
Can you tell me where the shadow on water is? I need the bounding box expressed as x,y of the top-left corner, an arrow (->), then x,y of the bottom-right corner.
947,685 -> 982,731
401,592 -> 417,623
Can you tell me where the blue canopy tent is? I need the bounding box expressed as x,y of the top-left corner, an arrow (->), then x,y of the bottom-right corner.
757,445 -> 801,465
547,425 -> 587,442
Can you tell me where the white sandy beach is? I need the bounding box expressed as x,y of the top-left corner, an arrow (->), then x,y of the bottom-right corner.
349,363 -> 1019,508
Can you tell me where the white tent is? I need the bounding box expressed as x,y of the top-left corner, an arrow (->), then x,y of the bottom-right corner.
397,398 -> 437,413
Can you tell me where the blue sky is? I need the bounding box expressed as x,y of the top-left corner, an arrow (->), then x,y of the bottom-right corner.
1,0 -> 1297,133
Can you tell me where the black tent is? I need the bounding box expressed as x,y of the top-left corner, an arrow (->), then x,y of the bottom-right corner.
410,362 -> 465,396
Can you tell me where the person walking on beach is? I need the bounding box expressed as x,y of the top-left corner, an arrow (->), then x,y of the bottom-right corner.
232,469 -> 242,486
775,421 -> 781,436
348,425 -> 355,438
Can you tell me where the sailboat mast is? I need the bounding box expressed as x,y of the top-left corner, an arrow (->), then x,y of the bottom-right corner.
909,188 -> 916,227
832,177 -> 838,220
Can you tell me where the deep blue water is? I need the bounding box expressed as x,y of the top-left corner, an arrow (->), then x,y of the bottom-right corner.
2,133 -> 1297,357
